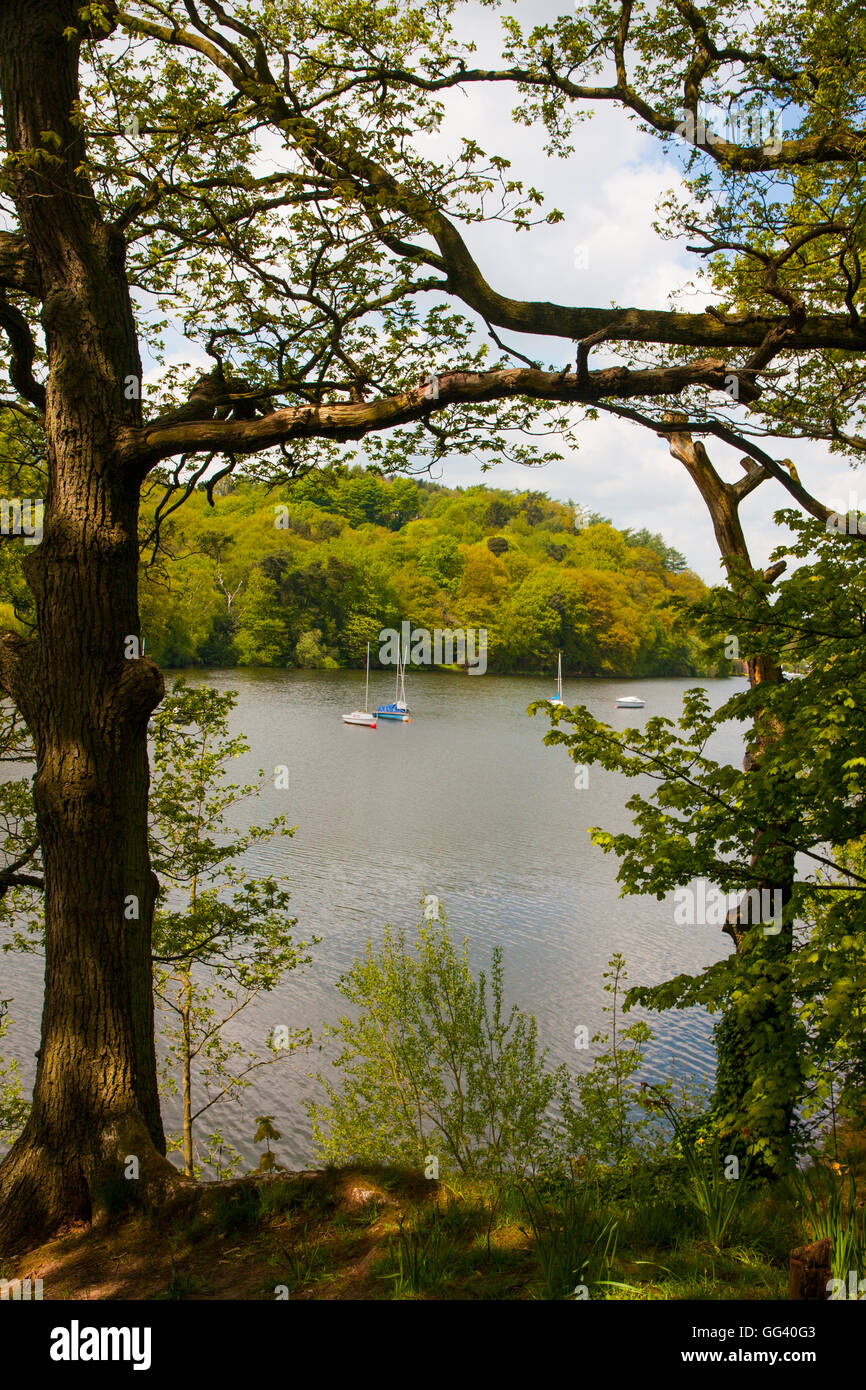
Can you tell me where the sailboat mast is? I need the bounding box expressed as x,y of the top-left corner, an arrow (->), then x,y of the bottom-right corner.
365,641 -> 370,712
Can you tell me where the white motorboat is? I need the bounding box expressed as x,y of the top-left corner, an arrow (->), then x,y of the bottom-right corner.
343,642 -> 377,727
615,695 -> 645,709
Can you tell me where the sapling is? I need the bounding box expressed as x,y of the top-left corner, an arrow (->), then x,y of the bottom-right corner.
149,680 -> 314,1176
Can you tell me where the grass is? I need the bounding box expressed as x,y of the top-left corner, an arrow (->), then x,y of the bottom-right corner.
516,1172 -> 619,1299
273,1223 -> 332,1292
6,1144 -> 864,1300
786,1161 -> 866,1280
147,1270 -> 202,1300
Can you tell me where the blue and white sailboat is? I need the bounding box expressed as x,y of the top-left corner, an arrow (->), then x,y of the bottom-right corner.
550,651 -> 564,705
377,642 -> 411,721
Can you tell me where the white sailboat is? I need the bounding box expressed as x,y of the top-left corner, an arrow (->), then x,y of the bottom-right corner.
616,694 -> 645,709
550,651 -> 564,705
342,642 -> 377,727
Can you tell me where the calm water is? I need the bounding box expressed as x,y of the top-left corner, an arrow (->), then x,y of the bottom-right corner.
2,670 -> 748,1168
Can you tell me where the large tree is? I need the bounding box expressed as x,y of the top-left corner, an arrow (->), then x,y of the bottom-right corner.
0,0 -> 863,1248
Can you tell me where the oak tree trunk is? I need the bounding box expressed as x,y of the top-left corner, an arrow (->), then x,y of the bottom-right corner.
0,0 -> 175,1251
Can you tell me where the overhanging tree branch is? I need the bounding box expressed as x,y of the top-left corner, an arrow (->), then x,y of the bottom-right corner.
119,356 -> 746,472
117,8 -> 866,355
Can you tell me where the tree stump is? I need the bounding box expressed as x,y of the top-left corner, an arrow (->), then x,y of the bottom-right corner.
789,1238 -> 832,1299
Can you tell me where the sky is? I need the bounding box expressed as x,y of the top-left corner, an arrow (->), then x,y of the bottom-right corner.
143,0 -> 862,584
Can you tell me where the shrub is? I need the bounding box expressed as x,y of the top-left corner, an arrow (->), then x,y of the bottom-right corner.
307,906 -> 562,1179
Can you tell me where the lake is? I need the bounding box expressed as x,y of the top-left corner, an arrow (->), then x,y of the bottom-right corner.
2,669 -> 749,1169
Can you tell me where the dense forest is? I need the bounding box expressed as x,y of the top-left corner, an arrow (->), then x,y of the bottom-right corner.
134,466 -> 712,675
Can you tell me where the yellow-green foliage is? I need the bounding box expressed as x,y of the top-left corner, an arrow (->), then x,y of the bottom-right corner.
139,466 -> 711,674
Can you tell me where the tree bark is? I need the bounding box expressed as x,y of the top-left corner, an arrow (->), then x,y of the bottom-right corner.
789,1239 -> 832,1300
182,975 -> 194,1178
662,416 -> 797,1169
0,0 -> 175,1251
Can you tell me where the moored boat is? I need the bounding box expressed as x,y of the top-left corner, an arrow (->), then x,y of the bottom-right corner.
343,643 -> 377,727
377,641 -> 411,721
550,651 -> 564,705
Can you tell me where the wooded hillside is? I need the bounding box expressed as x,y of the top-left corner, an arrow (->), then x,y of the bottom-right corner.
134,466 -> 710,675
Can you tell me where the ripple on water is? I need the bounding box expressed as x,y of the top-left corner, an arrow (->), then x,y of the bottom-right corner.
2,670 -> 745,1167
